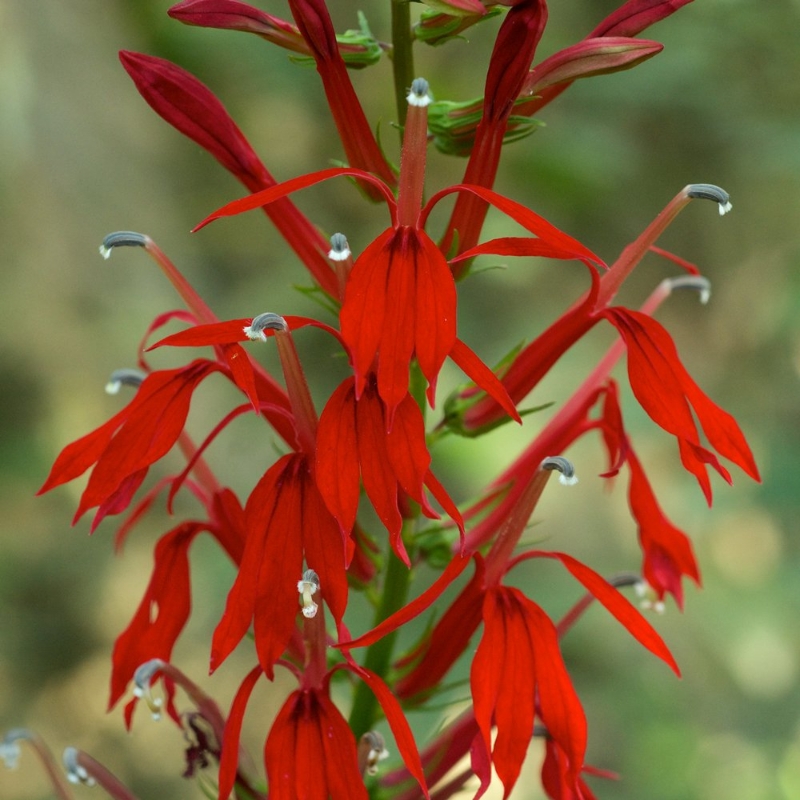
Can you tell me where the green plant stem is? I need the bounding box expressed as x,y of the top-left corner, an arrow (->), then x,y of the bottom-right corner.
349,526 -> 416,737
391,0 -> 415,129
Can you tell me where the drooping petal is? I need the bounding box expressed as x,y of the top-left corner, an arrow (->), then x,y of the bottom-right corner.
315,377 -> 361,532
341,227 -> 458,415
525,600 -> 587,783
264,687 -> 368,800
300,466 -> 350,626
395,557 -> 485,701
109,522 -> 204,709
210,455 -> 288,674
217,665 -> 262,800
341,554 -> 472,650
627,448 -> 701,608
355,383 -> 404,554
74,361 -> 221,525
472,587 -> 537,796
603,307 -> 759,500
511,550 -> 680,674
344,662 -> 430,798
250,457 -> 306,677
412,229 -> 458,407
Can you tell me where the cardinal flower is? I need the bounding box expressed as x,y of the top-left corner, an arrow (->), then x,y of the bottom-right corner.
315,374 -> 464,563
38,359 -> 233,530
216,576 -> 429,800
194,78 -> 598,423
344,460 -> 679,798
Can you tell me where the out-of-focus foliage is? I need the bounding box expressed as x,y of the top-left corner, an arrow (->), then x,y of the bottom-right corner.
1,1 -> 798,798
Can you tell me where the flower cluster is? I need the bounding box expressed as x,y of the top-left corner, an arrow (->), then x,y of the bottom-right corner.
24,1 -> 759,799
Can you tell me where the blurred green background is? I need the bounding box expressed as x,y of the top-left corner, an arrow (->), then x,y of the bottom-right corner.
1,1 -> 799,798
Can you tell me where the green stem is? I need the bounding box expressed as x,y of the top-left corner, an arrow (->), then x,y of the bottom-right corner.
391,0 -> 414,129
349,526 -> 416,737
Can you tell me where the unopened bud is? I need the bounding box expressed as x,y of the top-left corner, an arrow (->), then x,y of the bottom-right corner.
541,456 -> 578,486
243,312 -> 288,341
297,569 -> 320,618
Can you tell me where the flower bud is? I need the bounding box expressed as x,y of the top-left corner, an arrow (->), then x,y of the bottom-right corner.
523,37 -> 663,96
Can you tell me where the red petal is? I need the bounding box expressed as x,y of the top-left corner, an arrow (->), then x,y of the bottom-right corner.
413,230 -> 457,405
251,457 -> 305,677
345,663 -> 429,798
211,456 -> 287,673
218,665 -> 262,800
75,362 -> 219,522
150,319 -> 251,348
341,554 -> 473,649
450,338 -> 521,423
424,184 -> 605,268
264,691 -> 302,800
526,599 -> 587,783
315,378 -> 361,532
515,550 -> 680,675
316,690 -> 369,800
454,236 -> 602,265
340,229 -> 394,396
108,523 -> 203,709
395,557 -> 485,700
627,448 -> 701,608
193,167 -> 395,232
378,230 -> 419,415
301,469 -> 350,626
385,392 -> 432,506
355,384 -> 404,556
39,408 -> 131,495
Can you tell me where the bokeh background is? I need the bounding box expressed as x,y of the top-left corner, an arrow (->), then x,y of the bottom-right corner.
1,1 -> 799,798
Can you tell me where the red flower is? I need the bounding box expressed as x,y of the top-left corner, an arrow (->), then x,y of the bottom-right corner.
218,662 -> 429,800
109,488 -> 248,712
315,375 -> 463,563
265,690 -> 366,800
440,0 -> 548,261
210,452 -> 349,678
195,173 -> 594,424
472,586 -> 586,797
39,360 -> 228,530
286,0 -> 395,191
603,307 -> 760,502
626,447 -> 701,608
119,51 -> 336,296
